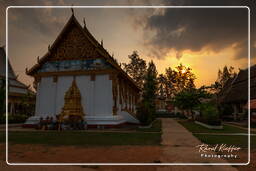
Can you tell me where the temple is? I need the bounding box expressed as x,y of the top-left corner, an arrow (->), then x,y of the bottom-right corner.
26,14 -> 140,126
218,65 -> 256,120
0,46 -> 35,115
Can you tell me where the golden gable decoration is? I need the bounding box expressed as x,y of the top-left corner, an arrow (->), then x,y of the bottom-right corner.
51,26 -> 99,60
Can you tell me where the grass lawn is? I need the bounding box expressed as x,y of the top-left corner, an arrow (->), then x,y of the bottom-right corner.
178,120 -> 248,133
137,119 -> 162,132
0,131 -> 161,146
178,120 -> 255,149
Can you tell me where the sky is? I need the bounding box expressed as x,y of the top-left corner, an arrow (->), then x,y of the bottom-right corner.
0,0 -> 255,88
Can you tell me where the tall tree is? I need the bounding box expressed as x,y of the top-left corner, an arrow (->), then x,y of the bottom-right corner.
157,74 -> 167,97
211,66 -> 236,93
137,61 -> 158,125
122,51 -> 147,88
164,67 -> 177,97
142,61 -> 158,101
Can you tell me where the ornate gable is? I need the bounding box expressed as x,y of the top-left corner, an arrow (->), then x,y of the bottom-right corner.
26,14 -> 106,75
50,23 -> 99,60
26,14 -> 140,91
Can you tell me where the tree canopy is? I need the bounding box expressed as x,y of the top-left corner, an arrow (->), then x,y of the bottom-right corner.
156,63 -> 196,98
172,87 -> 211,119
122,51 -> 147,89
209,65 -> 236,94
137,61 -> 158,125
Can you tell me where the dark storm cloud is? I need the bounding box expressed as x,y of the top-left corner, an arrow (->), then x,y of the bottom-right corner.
8,8 -> 67,37
144,8 -> 248,59
137,0 -> 256,60
0,0 -> 116,44
1,0 -> 255,60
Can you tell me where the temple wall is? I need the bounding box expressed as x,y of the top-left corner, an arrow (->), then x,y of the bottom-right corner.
92,75 -> 113,115
36,77 -> 57,117
35,74 -> 113,119
76,76 -> 94,116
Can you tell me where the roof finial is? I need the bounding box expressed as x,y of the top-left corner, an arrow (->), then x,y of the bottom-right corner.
101,39 -> 103,47
48,44 -> 51,51
37,56 -> 40,63
71,4 -> 74,15
83,18 -> 86,28
112,53 -> 114,58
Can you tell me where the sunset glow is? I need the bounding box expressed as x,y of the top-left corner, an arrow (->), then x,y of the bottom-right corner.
0,7 -> 252,89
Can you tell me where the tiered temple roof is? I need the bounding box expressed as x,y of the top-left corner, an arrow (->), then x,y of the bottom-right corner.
219,65 -> 256,104
26,14 -> 140,91
0,46 -> 33,95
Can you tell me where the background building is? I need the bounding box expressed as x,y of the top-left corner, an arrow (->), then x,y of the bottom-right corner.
0,46 -> 35,116
218,65 -> 256,121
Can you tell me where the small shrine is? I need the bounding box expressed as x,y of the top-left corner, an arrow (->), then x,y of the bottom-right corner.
58,78 -> 84,123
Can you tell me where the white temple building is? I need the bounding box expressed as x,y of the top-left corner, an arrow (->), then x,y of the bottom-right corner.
26,14 -> 140,127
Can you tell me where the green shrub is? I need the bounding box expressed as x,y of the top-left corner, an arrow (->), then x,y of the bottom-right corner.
0,114 -> 29,124
0,114 -> 5,124
219,104 -> 234,120
198,103 -> 221,126
176,112 -> 187,119
136,101 -> 153,126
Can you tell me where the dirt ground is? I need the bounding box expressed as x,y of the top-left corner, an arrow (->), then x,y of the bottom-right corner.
5,144 -> 162,163
1,144 -> 255,171
1,118 -> 256,171
1,143 -> 256,171
0,143 -> 160,171
226,149 -> 256,171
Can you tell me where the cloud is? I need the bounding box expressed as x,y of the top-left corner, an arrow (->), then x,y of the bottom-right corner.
132,0 -> 256,60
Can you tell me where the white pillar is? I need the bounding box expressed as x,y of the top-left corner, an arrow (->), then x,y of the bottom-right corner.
10,102 -> 14,115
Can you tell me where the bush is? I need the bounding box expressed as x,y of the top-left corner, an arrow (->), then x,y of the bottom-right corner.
219,104 -> 234,119
176,112 -> 187,119
0,114 -> 29,124
197,103 -> 221,126
0,114 -> 5,124
137,101 -> 154,126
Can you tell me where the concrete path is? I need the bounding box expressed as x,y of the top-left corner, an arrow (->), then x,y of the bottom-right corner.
157,118 -> 238,171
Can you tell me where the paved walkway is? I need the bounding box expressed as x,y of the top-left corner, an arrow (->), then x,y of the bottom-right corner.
157,118 -> 238,171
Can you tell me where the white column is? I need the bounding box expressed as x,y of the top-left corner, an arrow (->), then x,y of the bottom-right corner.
10,102 -> 14,115
35,81 -> 41,116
